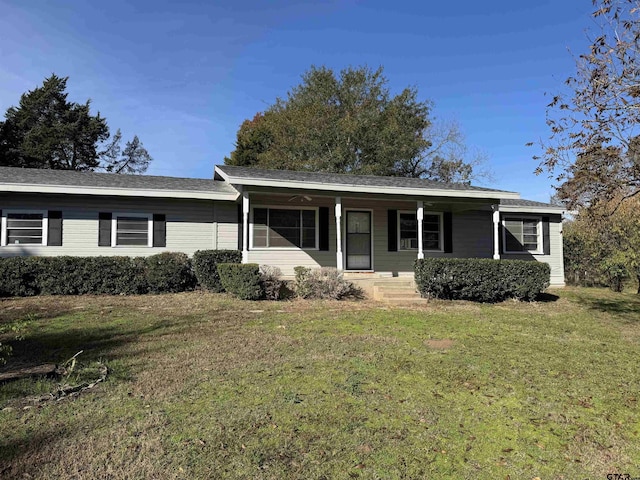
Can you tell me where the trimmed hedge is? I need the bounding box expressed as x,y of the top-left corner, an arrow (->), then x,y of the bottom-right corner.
0,253 -> 196,297
414,258 -> 550,302
217,263 -> 264,300
0,257 -> 40,297
192,250 -> 242,292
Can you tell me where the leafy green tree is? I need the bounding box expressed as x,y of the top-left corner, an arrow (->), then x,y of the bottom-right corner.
607,197 -> 640,292
536,0 -> 640,293
535,0 -> 640,211
226,66 -> 484,183
564,198 -> 640,293
0,74 -> 152,174
225,113 -> 273,167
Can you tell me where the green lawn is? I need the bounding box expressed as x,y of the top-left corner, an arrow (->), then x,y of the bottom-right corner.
0,288 -> 639,479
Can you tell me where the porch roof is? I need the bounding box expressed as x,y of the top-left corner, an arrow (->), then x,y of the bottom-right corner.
499,198 -> 565,214
215,165 -> 520,200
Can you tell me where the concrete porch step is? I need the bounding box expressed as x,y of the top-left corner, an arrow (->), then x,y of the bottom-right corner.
347,275 -> 421,301
372,279 -> 422,302
373,282 -> 416,290
372,281 -> 414,288
381,292 -> 422,300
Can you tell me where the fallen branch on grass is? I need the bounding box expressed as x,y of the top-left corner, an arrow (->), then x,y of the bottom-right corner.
34,364 -> 109,403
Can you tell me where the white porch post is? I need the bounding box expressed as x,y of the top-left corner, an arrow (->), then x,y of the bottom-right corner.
417,200 -> 424,260
492,204 -> 500,260
335,197 -> 343,270
242,191 -> 250,263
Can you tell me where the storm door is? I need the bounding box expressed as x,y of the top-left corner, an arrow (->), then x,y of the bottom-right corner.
345,211 -> 372,270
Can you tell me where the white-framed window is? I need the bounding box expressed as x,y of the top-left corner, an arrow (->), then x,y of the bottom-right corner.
502,216 -> 542,254
398,211 -> 443,252
112,213 -> 153,247
251,206 -> 318,249
1,210 -> 48,246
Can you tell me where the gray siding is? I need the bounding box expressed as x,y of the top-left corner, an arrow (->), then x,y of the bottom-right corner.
502,215 -> 565,286
0,193 -> 218,257
1,192 -> 565,286
214,201 -> 240,250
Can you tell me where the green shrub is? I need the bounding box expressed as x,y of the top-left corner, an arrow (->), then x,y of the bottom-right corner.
293,266 -> 360,300
32,256 -> 149,295
84,257 -> 148,295
192,250 -> 242,292
217,263 -> 264,300
0,257 -> 39,297
34,256 -> 87,295
0,253 -> 198,297
414,258 -> 550,302
145,252 -> 196,293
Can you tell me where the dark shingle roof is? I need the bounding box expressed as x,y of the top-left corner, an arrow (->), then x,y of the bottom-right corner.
0,166 -> 236,194
500,198 -> 564,209
216,165 -> 515,194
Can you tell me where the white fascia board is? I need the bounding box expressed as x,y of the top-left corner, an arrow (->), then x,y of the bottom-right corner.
216,174 -> 520,200
214,166 -> 231,182
499,205 -> 565,214
0,183 -> 239,201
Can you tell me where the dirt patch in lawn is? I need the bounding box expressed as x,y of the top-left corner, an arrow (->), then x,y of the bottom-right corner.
425,338 -> 454,349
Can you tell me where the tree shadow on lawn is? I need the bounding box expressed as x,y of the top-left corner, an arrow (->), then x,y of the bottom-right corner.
572,289 -> 640,323
2,316 -> 182,371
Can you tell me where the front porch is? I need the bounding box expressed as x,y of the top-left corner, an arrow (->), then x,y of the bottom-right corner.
237,189 -> 502,276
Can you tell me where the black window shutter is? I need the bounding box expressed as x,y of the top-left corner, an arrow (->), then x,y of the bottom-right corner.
237,204 -> 243,251
443,212 -> 453,253
47,211 -> 63,246
542,216 -> 550,255
318,207 -> 329,251
153,214 -> 166,247
98,212 -> 112,246
388,209 -> 397,252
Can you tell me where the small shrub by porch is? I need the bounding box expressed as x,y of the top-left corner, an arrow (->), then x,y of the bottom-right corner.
293,266 -> 361,300
217,263 -> 264,300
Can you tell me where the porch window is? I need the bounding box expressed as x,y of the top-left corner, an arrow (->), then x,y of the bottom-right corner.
502,217 -> 542,254
252,207 -> 317,249
398,212 -> 442,251
1,212 -> 46,245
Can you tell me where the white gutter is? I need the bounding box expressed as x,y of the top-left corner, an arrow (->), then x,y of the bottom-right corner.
214,166 -> 520,200
0,183 -> 240,201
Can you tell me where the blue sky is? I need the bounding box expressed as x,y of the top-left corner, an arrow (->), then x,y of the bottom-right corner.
0,0 -> 592,201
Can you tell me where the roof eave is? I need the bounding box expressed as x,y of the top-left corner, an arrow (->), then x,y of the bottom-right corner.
499,205 -> 565,214
0,183 -> 239,201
